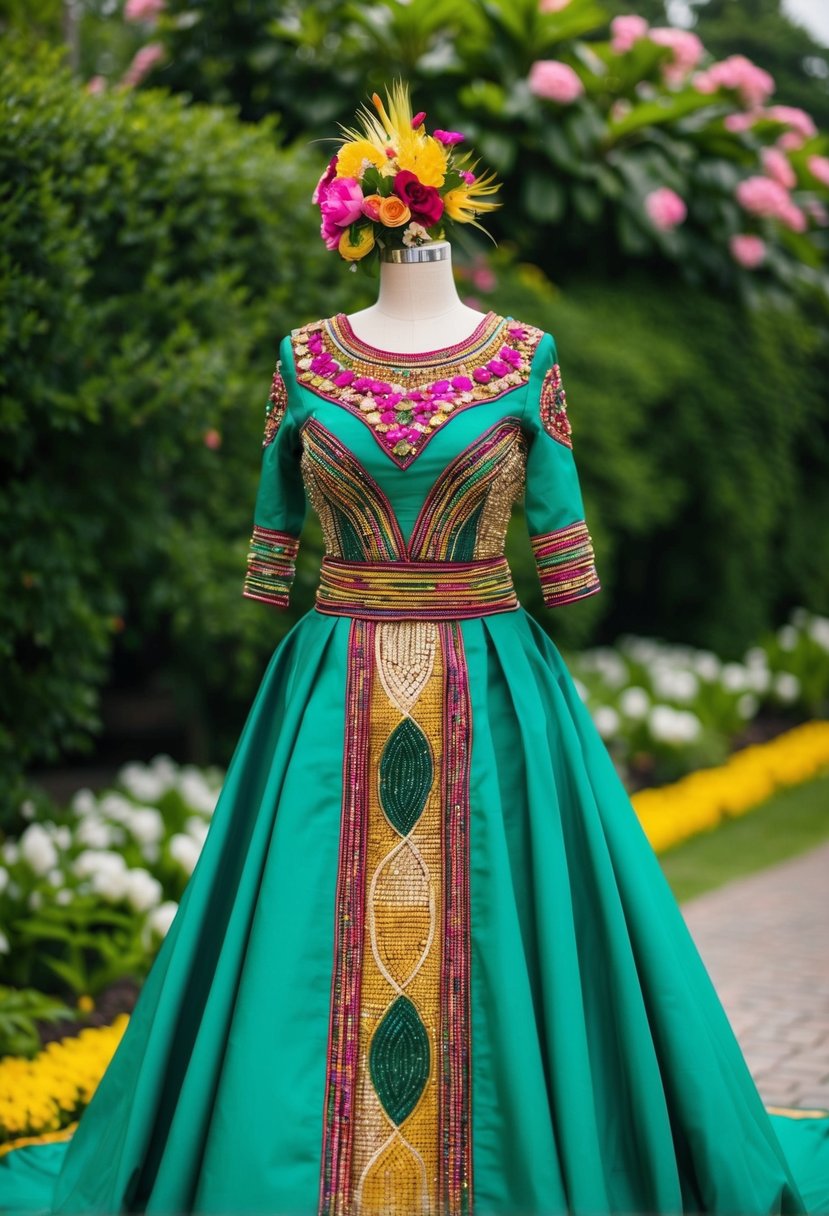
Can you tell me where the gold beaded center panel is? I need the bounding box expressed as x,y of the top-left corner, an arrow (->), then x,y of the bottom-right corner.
319,618 -> 472,1216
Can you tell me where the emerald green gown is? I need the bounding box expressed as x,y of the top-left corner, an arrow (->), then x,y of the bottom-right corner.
2,311 -> 829,1216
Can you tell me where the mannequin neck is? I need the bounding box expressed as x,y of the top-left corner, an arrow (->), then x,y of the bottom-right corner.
345,241 -> 488,353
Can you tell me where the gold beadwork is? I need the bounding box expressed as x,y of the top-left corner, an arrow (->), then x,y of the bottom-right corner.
263,360 -> 288,447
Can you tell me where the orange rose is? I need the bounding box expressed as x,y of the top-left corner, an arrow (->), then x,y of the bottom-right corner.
378,196 -> 412,228
361,193 -> 384,221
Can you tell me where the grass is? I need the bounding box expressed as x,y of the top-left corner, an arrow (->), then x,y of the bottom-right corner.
659,771 -> 829,904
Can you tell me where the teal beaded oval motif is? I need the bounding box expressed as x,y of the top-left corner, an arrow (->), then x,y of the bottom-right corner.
369,995 -> 430,1126
379,716 -> 433,835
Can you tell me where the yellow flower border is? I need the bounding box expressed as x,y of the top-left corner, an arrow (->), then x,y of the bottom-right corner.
632,720 -> 829,854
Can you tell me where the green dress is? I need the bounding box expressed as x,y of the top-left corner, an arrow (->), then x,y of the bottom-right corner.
2,311 -> 829,1216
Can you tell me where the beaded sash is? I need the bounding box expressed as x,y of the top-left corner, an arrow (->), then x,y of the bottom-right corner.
314,554 -> 519,620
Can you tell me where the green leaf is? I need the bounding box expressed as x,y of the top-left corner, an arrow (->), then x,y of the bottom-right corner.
522,172 -> 566,223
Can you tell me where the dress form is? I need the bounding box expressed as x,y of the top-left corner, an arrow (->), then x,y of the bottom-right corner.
345,239 -> 488,353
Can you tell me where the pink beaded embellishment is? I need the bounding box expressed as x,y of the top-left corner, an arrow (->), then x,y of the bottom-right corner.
539,363 -> 573,449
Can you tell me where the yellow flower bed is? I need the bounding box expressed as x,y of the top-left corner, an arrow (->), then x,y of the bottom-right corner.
0,1014 -> 128,1150
632,720 -> 829,853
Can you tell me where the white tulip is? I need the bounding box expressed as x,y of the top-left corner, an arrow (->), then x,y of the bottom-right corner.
98,793 -> 135,824
773,672 -> 801,703
693,651 -> 721,682
146,900 -> 178,938
71,788 -> 99,817
178,770 -> 219,816
619,686 -> 650,719
593,706 -> 621,739
55,890 -> 72,906
777,624 -> 798,651
123,868 -> 163,913
118,763 -> 169,804
169,833 -> 202,876
721,663 -> 750,692
72,849 -> 128,880
185,817 -> 209,848
19,824 -> 59,876
572,678 -> 589,702
127,807 -> 165,847
737,693 -> 759,719
648,704 -> 702,744
47,868 -> 63,887
76,817 -> 116,849
651,667 -> 699,702
807,616 -> 829,652
53,826 -> 72,851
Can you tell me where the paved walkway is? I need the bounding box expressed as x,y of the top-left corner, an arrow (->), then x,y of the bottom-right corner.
680,841 -> 829,1111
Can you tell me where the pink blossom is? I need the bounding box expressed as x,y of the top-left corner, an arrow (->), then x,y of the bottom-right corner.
735,175 -> 790,218
760,146 -> 796,190
807,155 -> 829,189
319,176 -> 364,230
645,187 -> 687,230
724,111 -> 761,133
124,0 -> 165,21
85,75 -> 107,94
693,55 -> 775,110
312,155 -> 338,206
433,130 -> 465,145
610,14 -> 649,54
729,234 -> 766,269
778,201 -> 807,232
648,28 -> 704,85
804,199 -> 829,225
459,170 -> 476,185
528,60 -> 584,104
411,111 -> 426,128
121,42 -> 164,88
766,105 -> 818,151
471,265 -> 497,292
203,428 -> 222,449
540,0 -> 571,10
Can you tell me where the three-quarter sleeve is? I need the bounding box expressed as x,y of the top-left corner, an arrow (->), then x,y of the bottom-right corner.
522,332 -> 601,609
242,340 -> 307,609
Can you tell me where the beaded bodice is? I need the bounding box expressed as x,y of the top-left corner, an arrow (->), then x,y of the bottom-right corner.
243,311 -> 602,613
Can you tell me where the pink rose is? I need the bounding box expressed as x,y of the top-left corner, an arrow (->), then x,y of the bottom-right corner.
319,176 -> 365,230
528,60 -> 584,104
312,155 -> 338,206
766,105 -> 818,151
761,147 -> 796,190
393,170 -> 444,226
735,175 -> 790,218
121,42 -> 164,88
645,187 -> 687,230
124,0 -> 165,21
540,0 -> 571,10
778,201 -> 807,232
807,155 -> 829,189
729,235 -> 766,269
610,14 -> 649,54
433,130 -> 465,145
648,28 -> 704,85
692,55 -> 775,109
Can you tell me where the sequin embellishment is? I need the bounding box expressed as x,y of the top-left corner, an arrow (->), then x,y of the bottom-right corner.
291,313 -> 543,469
539,362 -> 572,449
530,520 -> 601,607
263,362 -> 288,447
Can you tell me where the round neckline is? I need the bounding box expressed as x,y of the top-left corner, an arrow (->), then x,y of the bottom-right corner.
332,310 -> 502,364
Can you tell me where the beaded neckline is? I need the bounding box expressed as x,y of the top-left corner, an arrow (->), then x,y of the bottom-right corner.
332,310 -> 500,365
290,312 -> 543,470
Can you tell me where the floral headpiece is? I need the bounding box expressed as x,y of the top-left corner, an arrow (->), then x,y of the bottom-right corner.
312,81 -> 501,266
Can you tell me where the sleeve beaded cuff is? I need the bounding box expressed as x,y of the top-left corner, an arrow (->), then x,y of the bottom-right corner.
242,526 -> 300,608
530,520 -> 601,608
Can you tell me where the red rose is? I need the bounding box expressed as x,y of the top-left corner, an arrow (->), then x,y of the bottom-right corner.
393,170 -> 444,227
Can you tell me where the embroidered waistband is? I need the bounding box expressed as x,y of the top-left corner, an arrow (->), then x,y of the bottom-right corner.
315,555 -> 519,620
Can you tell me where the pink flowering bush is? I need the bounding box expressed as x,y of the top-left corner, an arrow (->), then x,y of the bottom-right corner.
610,14 -> 648,54
693,55 -> 775,110
648,28 -> 704,86
730,235 -> 766,269
645,188 -> 687,230
120,43 -> 164,89
124,0 -> 165,22
528,60 -> 584,104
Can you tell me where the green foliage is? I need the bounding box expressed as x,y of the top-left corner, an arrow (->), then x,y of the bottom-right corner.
0,42 -> 368,801
0,985 -> 77,1059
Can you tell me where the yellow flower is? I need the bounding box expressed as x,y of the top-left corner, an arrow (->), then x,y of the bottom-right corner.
335,139 -> 386,180
378,196 -> 411,228
443,165 -> 502,234
395,132 -> 448,188
338,225 -> 376,261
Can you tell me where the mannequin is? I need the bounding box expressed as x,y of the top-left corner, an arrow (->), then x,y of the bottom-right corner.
345,239 -> 489,353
